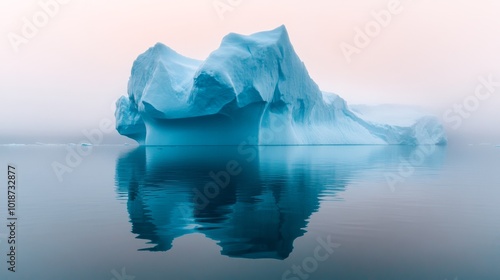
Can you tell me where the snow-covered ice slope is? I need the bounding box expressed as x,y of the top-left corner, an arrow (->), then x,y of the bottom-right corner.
115,26 -> 447,145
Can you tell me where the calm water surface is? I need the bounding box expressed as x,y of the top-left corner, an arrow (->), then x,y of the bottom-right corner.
0,145 -> 499,280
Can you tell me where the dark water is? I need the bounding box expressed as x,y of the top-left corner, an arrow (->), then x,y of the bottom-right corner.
0,145 -> 499,280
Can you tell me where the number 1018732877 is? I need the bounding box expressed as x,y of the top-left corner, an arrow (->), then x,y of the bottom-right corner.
7,165 -> 17,216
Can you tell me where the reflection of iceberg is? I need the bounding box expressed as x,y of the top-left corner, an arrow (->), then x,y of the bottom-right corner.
115,26 -> 447,145
115,145 -> 446,259
116,146 -> 321,258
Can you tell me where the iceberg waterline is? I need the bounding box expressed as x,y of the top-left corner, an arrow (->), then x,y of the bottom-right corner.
115,25 -> 447,145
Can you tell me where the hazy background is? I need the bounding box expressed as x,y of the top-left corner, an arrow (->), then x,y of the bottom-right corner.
1,0 -> 499,144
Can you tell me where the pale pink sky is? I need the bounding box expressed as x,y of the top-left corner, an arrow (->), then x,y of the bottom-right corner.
1,0 -> 500,143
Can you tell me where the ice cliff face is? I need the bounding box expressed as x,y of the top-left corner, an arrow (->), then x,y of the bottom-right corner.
115,25 -> 447,145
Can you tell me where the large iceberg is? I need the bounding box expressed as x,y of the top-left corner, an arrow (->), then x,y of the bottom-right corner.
115,26 -> 446,145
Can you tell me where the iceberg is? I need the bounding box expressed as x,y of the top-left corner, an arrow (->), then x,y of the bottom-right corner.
115,26 -> 447,145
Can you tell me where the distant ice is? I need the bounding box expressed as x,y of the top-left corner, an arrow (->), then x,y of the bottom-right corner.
0,144 -> 26,146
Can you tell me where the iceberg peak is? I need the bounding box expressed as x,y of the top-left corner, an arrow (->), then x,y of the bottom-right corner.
147,42 -> 188,62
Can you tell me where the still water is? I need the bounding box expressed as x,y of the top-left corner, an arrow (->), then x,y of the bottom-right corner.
0,145 -> 499,279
